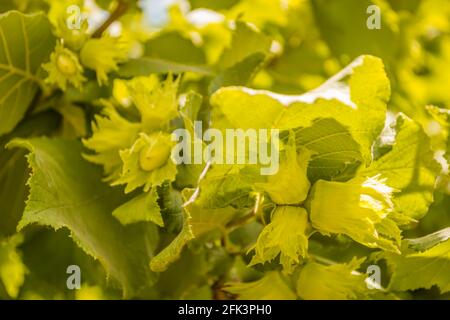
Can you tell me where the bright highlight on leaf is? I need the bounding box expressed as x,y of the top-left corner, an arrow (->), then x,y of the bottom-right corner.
210,55 -> 389,163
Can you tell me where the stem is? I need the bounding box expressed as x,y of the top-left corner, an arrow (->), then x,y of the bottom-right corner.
212,278 -> 230,300
226,211 -> 256,229
92,0 -> 129,38
182,160 -> 212,208
309,254 -> 336,266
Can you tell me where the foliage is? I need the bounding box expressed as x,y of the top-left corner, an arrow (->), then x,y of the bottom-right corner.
0,0 -> 449,300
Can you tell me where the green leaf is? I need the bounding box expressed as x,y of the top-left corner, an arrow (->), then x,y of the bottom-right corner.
1,0 -> 450,301
0,147 -> 29,237
196,164 -> 264,209
210,55 -> 390,163
229,221 -> 263,251
224,0 -> 288,27
209,52 -> 265,94
0,1 -> 16,13
180,91 -> 203,123
0,11 -> 56,135
404,228 -> 450,252
296,258 -> 371,300
0,234 -> 27,298
217,21 -> 271,70
205,20 -> 271,94
381,239 -> 450,293
189,0 -> 239,10
150,210 -> 194,273
250,206 -> 309,274
158,183 -> 184,233
312,0 -> 400,64
8,138 -> 159,298
150,189 -> 236,272
226,271 -> 297,300
0,112 -> 59,236
65,80 -> 112,103
56,104 -> 87,138
388,0 -> 421,12
112,188 -> 164,227
118,57 -> 214,78
358,115 -> 441,219
154,246 -> 211,299
183,189 -> 237,236
144,32 -> 206,65
19,229 -> 116,300
174,92 -> 206,189
290,118 -> 363,181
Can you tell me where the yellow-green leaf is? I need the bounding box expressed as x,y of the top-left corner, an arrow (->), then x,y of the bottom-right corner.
0,11 -> 55,135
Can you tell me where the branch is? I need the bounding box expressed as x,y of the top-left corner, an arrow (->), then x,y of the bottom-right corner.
182,160 -> 212,208
92,0 -> 129,38
226,211 -> 256,230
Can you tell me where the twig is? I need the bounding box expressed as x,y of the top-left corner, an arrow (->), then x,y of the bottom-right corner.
92,0 -> 129,38
182,160 -> 212,208
226,211 -> 256,229
212,278 -> 231,300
